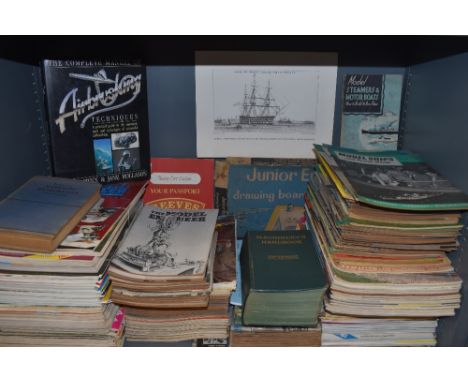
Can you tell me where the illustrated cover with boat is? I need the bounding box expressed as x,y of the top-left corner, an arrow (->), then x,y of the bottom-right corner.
42,60 -> 150,184
340,74 -> 403,151
322,145 -> 468,210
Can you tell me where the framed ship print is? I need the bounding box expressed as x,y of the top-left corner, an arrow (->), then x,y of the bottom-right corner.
195,51 -> 338,158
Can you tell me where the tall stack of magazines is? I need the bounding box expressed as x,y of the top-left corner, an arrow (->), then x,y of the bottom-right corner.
0,180 -> 147,346
305,145 -> 468,346
108,206 -> 231,344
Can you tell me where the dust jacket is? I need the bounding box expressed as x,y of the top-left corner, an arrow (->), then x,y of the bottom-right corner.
42,60 -> 150,184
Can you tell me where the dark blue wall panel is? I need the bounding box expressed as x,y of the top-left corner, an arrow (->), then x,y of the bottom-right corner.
404,52 -> 468,346
147,66 -> 196,158
0,59 -> 50,199
403,52 -> 468,194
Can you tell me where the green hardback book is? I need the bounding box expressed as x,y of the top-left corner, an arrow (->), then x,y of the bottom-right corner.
240,231 -> 327,327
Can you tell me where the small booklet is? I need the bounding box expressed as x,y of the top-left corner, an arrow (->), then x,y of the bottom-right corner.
143,158 -> 214,209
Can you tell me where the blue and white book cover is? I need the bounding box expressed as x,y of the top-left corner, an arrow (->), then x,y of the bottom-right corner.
0,176 -> 100,235
340,74 -> 404,151
227,164 -> 312,238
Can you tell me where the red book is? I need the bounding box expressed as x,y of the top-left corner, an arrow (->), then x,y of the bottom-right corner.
143,158 -> 214,209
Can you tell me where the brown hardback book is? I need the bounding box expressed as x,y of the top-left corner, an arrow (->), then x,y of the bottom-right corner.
0,176 -> 100,253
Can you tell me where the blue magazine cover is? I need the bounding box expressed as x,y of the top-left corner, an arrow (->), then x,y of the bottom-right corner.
227,164 -> 312,238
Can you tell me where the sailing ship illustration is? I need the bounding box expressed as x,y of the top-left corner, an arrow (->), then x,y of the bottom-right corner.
237,74 -> 284,126
213,73 -> 316,133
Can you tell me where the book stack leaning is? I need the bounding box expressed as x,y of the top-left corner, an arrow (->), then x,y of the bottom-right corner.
305,145 -> 468,346
229,230 -> 326,346
0,177 -> 146,346
108,206 -> 230,344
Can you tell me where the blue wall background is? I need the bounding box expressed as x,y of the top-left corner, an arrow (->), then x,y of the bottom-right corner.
403,52 -> 468,346
0,59 -> 50,198
147,66 -> 197,158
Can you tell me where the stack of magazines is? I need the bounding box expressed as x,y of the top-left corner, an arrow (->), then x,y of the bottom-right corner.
108,206 -> 229,343
0,181 -> 146,346
230,305 -> 321,346
306,145 -> 468,346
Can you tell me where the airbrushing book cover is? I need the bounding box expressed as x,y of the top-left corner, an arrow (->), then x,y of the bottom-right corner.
42,60 -> 150,183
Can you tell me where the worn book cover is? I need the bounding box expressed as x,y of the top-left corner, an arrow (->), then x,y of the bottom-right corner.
143,158 -> 214,209
42,60 -> 150,183
240,231 -> 327,326
340,74 -> 404,151
241,231 -> 327,294
0,176 -> 100,252
112,206 -> 218,277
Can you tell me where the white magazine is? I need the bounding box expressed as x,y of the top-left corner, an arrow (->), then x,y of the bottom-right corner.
112,206 -> 218,277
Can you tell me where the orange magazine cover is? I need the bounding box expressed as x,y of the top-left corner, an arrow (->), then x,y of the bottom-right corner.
143,158 -> 214,209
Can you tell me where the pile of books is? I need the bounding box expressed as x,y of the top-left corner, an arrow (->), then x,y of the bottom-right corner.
0,177 -> 146,346
123,294 -> 230,343
230,305 -> 321,346
108,206 -> 230,343
305,145 -> 468,346
230,230 -> 326,346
